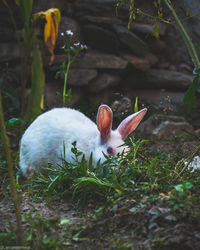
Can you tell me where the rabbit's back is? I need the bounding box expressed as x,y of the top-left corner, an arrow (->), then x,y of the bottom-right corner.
19,108 -> 97,176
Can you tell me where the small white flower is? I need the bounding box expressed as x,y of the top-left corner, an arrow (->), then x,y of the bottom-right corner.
74,42 -> 80,46
186,156 -> 200,172
61,45 -> 66,49
66,30 -> 73,36
61,32 -> 64,36
81,44 -> 88,50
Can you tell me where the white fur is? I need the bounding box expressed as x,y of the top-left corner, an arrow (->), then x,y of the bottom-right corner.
19,108 -> 124,176
19,106 -> 147,177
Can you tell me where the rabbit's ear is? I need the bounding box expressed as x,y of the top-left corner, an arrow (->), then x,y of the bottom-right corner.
117,108 -> 147,140
97,104 -> 113,143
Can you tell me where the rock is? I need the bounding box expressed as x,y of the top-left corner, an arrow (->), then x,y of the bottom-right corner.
178,63 -> 192,74
126,69 -> 193,90
163,21 -> 192,65
120,53 -> 150,71
83,25 -> 120,52
89,89 -> 115,107
67,69 -> 98,86
0,27 -> 15,42
81,16 -> 123,25
131,89 -> 185,111
43,54 -> 66,68
149,38 -> 166,53
74,1 -> 116,18
51,51 -> 128,70
157,62 -> 170,70
147,69 -> 193,90
44,81 -> 64,108
48,50 -> 129,71
44,81 -> 83,108
33,0 -> 71,13
76,0 -> 117,4
111,97 -> 133,124
73,51 -> 128,69
88,73 -> 120,93
138,114 -> 194,138
0,43 -> 21,62
152,120 -> 194,139
146,53 -> 159,67
184,0 -> 200,37
131,23 -> 154,37
155,115 -> 186,123
112,24 -> 148,56
169,65 -> 177,71
131,22 -> 166,37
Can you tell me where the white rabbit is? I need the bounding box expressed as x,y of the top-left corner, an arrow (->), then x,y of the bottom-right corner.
19,104 -> 147,177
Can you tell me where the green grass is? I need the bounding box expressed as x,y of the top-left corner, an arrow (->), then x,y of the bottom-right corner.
1,136 -> 200,249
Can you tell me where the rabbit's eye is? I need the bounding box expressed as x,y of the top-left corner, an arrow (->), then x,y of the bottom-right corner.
107,146 -> 114,156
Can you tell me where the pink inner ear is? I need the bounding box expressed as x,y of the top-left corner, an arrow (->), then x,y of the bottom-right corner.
117,108 -> 147,140
96,104 -> 113,143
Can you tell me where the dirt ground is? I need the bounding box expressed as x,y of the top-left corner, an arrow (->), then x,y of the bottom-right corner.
1,117 -> 200,249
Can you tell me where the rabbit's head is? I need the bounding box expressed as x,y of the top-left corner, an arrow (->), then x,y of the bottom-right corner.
92,104 -> 147,166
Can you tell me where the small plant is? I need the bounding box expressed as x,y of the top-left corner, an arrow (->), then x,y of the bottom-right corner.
23,211 -> 61,249
56,30 -> 87,106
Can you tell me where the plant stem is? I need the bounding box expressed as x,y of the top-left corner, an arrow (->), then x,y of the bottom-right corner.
164,0 -> 200,69
63,58 -> 71,106
0,91 -> 24,246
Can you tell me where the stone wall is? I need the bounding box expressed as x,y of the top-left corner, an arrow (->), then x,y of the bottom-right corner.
0,0 -> 199,112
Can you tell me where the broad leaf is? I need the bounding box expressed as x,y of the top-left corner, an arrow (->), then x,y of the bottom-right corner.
183,75 -> 199,110
24,40 -> 45,125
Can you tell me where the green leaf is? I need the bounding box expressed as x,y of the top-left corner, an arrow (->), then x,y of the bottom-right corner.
185,182 -> 193,189
66,88 -> 72,102
88,152 -> 93,172
55,71 -> 61,79
24,40 -> 45,125
20,0 -> 33,45
21,0 -> 33,24
153,23 -> 160,38
184,75 -> 199,109
134,96 -> 138,113
62,60 -> 66,70
115,188 -> 122,194
60,218 -> 70,225
174,184 -> 183,192
7,118 -> 21,127
70,46 -> 76,53
129,207 -> 138,213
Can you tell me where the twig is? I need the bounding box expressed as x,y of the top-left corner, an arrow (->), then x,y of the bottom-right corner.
0,91 -> 24,246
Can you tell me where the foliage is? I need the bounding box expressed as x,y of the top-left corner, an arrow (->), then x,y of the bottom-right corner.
1,0 -> 200,248
15,0 -> 34,118
26,137 -> 200,213
1,133 -> 200,248
184,70 -> 200,110
3,0 -> 61,126
0,91 -> 24,246
56,30 -> 88,106
0,2 -> 61,247
24,40 -> 45,124
23,7 -> 61,126
116,0 -> 200,109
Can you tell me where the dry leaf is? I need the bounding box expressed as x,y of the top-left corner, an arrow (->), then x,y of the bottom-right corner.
35,8 -> 61,64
